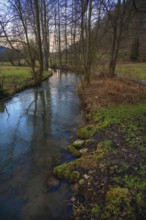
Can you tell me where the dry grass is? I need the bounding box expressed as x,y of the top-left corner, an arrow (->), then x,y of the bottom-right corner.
78,76 -> 146,112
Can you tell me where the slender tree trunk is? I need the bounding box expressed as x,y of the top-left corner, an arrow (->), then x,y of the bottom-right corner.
84,0 -> 92,84
58,0 -> 62,69
42,0 -> 49,71
34,0 -> 44,82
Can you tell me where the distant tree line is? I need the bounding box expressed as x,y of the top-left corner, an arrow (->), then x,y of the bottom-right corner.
0,0 -> 145,84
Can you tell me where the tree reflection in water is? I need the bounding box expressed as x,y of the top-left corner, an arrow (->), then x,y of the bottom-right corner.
0,71 -> 84,220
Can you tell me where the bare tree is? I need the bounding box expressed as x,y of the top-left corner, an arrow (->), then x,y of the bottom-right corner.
133,0 -> 146,13
104,0 -> 133,77
0,0 -> 46,83
41,0 -> 50,71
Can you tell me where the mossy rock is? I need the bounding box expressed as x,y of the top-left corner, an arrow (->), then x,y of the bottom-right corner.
67,145 -> 81,157
72,139 -> 85,148
85,138 -> 96,145
102,187 -> 134,219
78,125 -> 95,139
53,162 -> 80,183
79,148 -> 88,154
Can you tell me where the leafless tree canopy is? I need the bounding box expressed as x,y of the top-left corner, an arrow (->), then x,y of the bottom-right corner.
0,0 -> 145,83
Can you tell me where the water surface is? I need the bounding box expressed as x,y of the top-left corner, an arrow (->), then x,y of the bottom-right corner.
0,71 -> 84,220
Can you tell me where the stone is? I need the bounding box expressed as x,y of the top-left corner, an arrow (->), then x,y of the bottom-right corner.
79,179 -> 85,185
83,174 -> 90,180
79,148 -> 88,154
72,139 -> 85,148
85,138 -> 96,145
71,196 -> 76,202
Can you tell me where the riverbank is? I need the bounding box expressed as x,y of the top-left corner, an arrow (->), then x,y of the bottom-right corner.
54,76 -> 146,219
0,64 -> 52,100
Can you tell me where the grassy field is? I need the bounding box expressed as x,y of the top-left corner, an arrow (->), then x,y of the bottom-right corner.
0,62 -> 145,98
0,63 -> 52,96
116,62 -> 146,80
96,62 -> 146,80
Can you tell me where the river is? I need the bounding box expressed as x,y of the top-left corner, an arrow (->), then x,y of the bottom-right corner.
0,70 -> 84,220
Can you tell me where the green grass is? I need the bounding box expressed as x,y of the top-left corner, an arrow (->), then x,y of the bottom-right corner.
116,63 -> 146,80
0,63 -> 52,96
92,102 -> 146,130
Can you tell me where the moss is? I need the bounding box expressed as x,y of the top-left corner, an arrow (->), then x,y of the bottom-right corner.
95,148 -> 105,159
98,139 -> 112,148
102,187 -> 134,219
78,125 -> 95,139
53,162 -> 80,183
79,179 -> 85,185
54,162 -> 74,179
67,145 -> 81,157
91,204 -> 100,215
95,139 -> 112,160
69,171 -> 81,183
77,154 -> 98,170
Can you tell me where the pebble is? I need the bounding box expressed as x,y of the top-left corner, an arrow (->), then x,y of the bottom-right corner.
83,174 -> 90,180
79,148 -> 88,154
71,196 -> 76,202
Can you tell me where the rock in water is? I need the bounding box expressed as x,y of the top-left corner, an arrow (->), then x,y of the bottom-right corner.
72,139 -> 85,148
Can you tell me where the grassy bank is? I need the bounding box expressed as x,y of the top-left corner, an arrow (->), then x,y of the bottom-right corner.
53,77 -> 146,219
116,62 -> 146,80
96,62 -> 146,81
0,64 -> 52,98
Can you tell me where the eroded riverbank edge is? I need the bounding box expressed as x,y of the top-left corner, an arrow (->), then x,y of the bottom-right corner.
53,76 -> 146,220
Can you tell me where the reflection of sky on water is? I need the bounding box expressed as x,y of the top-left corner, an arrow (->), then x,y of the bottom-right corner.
0,71 -> 84,220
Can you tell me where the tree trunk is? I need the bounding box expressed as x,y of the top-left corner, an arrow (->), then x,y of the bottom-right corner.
34,0 -> 44,82
42,0 -> 49,71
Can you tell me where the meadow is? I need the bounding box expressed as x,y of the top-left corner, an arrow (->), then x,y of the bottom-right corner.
0,63 -> 51,97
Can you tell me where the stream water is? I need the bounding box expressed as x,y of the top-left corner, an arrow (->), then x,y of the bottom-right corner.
0,70 -> 84,220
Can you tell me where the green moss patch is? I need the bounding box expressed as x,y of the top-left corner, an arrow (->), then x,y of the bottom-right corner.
102,187 -> 133,219
53,162 -> 81,183
78,125 -> 95,139
67,145 -> 81,157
